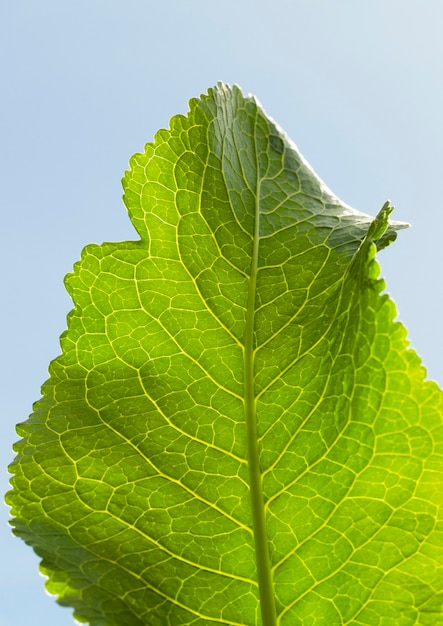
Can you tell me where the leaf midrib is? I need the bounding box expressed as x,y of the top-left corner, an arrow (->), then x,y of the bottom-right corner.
244,172 -> 277,626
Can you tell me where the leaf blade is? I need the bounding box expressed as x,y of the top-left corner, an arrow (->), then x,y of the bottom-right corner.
7,83 -> 443,626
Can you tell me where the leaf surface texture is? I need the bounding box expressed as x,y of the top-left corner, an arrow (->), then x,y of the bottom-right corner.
7,84 -> 443,626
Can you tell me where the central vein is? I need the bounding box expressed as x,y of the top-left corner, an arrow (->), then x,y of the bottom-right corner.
244,180 -> 278,626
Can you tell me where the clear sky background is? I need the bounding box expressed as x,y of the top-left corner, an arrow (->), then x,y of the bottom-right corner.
1,1 -> 442,625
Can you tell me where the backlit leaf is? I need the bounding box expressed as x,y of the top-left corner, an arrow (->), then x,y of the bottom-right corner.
7,83 -> 443,625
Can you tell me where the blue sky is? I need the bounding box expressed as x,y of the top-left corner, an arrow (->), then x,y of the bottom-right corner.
1,1 -> 442,624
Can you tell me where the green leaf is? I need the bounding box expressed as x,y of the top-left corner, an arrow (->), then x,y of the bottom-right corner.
6,83 -> 443,625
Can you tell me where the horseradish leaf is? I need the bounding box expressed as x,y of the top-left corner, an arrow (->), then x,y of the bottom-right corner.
7,84 -> 443,625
